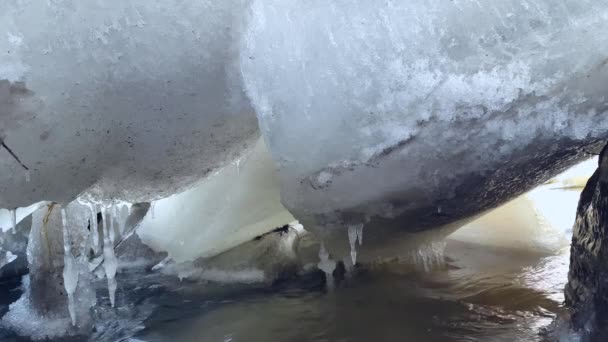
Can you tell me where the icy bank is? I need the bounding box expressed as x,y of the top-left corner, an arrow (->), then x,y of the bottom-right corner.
242,0 -> 608,237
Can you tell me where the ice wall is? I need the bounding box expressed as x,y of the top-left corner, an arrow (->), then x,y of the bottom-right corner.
242,0 -> 608,237
0,0 -> 258,208
138,138 -> 294,262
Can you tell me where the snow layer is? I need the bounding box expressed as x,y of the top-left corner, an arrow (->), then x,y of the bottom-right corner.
0,0 -> 257,208
242,0 -> 608,234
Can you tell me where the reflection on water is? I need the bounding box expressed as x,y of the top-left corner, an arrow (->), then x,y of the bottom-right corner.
137,240 -> 570,342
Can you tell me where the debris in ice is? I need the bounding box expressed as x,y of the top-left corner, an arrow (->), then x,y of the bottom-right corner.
61,208 -> 79,326
102,206 -> 118,307
10,209 -> 16,234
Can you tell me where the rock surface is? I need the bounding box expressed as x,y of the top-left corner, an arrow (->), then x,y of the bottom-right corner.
565,144 -> 608,337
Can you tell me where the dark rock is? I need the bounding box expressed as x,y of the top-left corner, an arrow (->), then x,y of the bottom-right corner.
565,143 -> 608,338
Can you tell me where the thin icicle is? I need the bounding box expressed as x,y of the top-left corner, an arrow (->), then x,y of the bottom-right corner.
317,243 -> 336,290
111,205 -> 119,237
150,202 -> 156,219
102,205 -> 118,307
356,224 -> 363,246
118,205 -> 129,234
10,209 -> 16,234
89,204 -> 100,255
61,207 -> 79,326
347,225 -> 358,265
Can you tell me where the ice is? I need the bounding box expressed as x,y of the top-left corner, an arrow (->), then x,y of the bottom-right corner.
347,225 -> 358,265
5,202 -> 96,338
118,205 -> 129,234
0,202 -> 47,233
241,0 -> 608,235
138,138 -> 294,262
0,250 -> 17,269
0,0 -> 258,209
9,209 -> 16,234
317,244 -> 336,289
356,225 -> 363,245
102,206 -> 118,307
61,208 -> 79,326
89,203 -> 100,255
2,276 -> 74,340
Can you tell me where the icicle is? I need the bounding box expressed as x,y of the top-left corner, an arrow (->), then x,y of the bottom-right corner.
61,207 -> 79,326
111,205 -> 119,237
437,205 -> 442,214
10,209 -> 16,234
89,203 -> 100,255
150,202 -> 156,219
317,243 -> 336,290
25,169 -> 31,183
102,205 -> 118,307
119,205 -> 129,234
356,224 -> 363,246
347,225 -> 358,265
235,158 -> 241,175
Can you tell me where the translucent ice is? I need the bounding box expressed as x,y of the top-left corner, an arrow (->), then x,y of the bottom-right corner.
102,206 -> 118,307
138,139 -> 294,262
317,243 -> 336,289
61,208 -> 79,326
347,225 -> 358,265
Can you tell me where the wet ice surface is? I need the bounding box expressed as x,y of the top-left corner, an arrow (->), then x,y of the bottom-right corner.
0,237 -> 571,342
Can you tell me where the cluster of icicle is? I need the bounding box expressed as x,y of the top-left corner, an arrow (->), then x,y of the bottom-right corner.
60,198 -> 133,326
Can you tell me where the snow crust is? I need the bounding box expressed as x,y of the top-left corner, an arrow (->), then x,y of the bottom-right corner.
0,0 -> 258,208
241,0 -> 608,232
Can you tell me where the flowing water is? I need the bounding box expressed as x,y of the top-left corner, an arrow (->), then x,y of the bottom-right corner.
0,227 -> 574,342
132,241 -> 570,342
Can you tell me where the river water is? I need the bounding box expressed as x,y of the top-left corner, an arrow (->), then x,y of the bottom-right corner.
0,162 -> 593,342
133,240 -> 570,342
